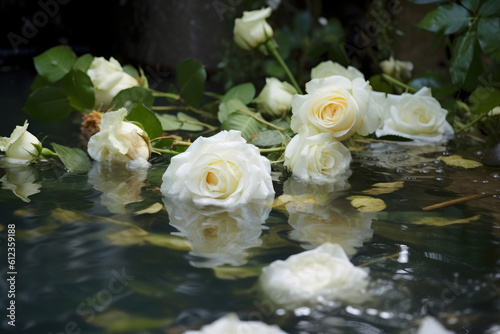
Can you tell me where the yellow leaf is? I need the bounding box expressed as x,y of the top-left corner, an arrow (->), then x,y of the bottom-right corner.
51,208 -> 85,222
347,195 -> 386,212
412,215 -> 480,226
107,228 -> 148,246
213,266 -> 261,280
363,181 -> 404,195
144,234 -> 192,251
133,203 -> 164,215
440,155 -> 483,169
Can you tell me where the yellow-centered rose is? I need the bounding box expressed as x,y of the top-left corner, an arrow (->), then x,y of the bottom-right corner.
290,76 -> 380,141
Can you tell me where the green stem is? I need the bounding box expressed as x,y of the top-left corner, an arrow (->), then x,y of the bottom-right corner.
382,74 -> 417,93
204,91 -> 224,100
236,109 -> 286,131
457,112 -> 488,133
151,90 -> 180,100
153,148 -> 180,156
259,146 -> 286,153
151,106 -> 184,111
187,105 -> 217,120
265,40 -> 303,94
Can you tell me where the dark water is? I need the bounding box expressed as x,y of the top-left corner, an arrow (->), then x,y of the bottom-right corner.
0,139 -> 499,334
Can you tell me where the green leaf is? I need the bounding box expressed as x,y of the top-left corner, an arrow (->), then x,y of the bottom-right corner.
33,45 -> 76,82
51,143 -> 92,172
461,0 -> 481,12
111,87 -> 154,111
450,29 -> 482,88
156,112 -> 205,131
152,138 -> 175,149
409,0 -> 447,3
123,64 -> 139,78
222,82 -> 255,104
30,74 -> 51,91
469,87 -> 500,114
478,0 -> 500,16
91,310 -> 173,333
369,75 -> 393,94
176,58 -> 206,107
417,3 -> 471,34
478,17 -> 500,60
60,70 -> 95,111
126,103 -> 163,138
72,54 -> 93,72
23,86 -> 72,122
221,112 -> 266,141
408,73 -> 457,99
252,130 -> 284,147
218,98 -> 250,123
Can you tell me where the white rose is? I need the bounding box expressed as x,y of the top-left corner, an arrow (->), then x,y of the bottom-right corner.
87,57 -> 139,108
0,166 -> 41,203
287,205 -> 374,257
284,126 -> 352,184
87,108 -> 151,166
256,77 -> 297,118
311,60 -> 364,81
375,87 -> 454,142
165,197 -> 270,268
488,106 -> 500,116
234,7 -> 274,50
417,317 -> 454,334
184,313 -> 288,334
161,130 -> 274,207
88,162 -> 148,214
0,122 -> 41,164
379,56 -> 413,81
259,243 -> 369,308
290,76 -> 381,140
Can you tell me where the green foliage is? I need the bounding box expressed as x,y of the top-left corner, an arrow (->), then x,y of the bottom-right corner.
24,86 -> 72,122
218,98 -> 250,123
176,59 -> 206,108
221,82 -> 256,104
418,3 -> 471,34
60,70 -> 95,111
221,111 -> 266,141
156,112 -> 205,132
51,143 -> 92,172
408,73 -> 457,99
72,54 -> 94,72
33,45 -> 76,82
252,130 -> 284,147
112,87 -> 154,111
126,103 -> 163,139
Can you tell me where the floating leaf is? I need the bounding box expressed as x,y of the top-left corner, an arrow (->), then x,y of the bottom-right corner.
60,70 -> 95,111
412,215 -> 480,226
107,228 -> 148,247
111,87 -> 154,111
176,58 -> 206,107
133,203 -> 164,215
156,112 -> 205,131
51,207 -> 85,223
213,266 -> 261,280
222,82 -> 255,104
347,196 -> 387,212
33,45 -> 76,82
91,310 -> 173,333
363,181 -> 404,195
24,86 -> 72,122
52,143 -> 92,172
144,234 -> 192,251
440,155 -> 483,168
126,103 -> 163,138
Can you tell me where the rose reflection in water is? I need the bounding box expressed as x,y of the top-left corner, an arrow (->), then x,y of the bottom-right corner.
88,162 -> 148,214
0,165 -> 41,202
163,196 -> 272,268
283,176 -> 374,257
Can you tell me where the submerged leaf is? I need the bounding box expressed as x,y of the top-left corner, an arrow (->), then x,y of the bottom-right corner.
133,203 -> 164,215
144,234 -> 192,251
412,215 -> 480,226
440,155 -> 483,168
91,310 -> 173,333
51,207 -> 85,222
213,266 -> 261,280
363,181 -> 404,195
107,228 -> 148,246
347,196 -> 387,212
52,143 -> 92,172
